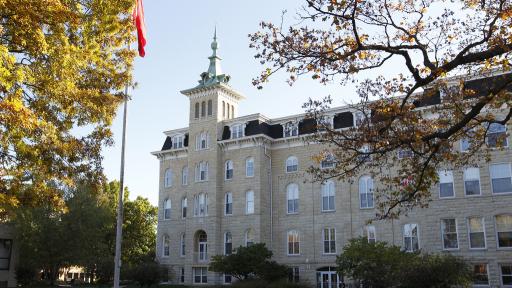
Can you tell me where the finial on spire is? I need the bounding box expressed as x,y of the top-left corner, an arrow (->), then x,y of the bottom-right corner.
211,26 -> 218,53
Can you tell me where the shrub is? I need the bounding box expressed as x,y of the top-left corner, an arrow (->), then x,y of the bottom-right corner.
128,261 -> 165,287
15,264 -> 37,286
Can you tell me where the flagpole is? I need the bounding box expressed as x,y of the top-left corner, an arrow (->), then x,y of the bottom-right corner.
113,56 -> 129,288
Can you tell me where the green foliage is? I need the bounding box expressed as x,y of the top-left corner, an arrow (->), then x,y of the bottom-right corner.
337,238 -> 472,288
127,261 -> 165,287
229,279 -> 309,288
209,243 -> 288,281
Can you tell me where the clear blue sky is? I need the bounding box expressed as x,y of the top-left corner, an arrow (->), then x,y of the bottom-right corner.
102,1 -> 386,205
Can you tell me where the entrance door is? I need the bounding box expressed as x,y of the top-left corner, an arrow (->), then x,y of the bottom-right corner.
319,271 -> 339,288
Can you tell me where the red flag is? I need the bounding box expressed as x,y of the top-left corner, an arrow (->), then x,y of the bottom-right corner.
132,0 -> 146,57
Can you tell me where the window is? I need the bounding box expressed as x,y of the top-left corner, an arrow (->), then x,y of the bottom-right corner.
172,135 -> 184,149
359,176 -> 374,209
287,230 -> 300,255
201,101 -> 206,117
163,199 -> 171,220
231,106 -> 234,118
225,160 -> 233,180
245,229 -> 254,246
288,267 -> 300,283
323,228 -> 336,254
354,111 -> 365,126
180,234 -> 185,257
196,132 -> 209,150
468,217 -> 486,249
0,239 -> 12,270
284,121 -> 298,137
321,153 -> 336,169
180,267 -> 185,283
231,124 -> 244,139
501,264 -> 512,287
397,148 -> 413,159
460,128 -> 475,152
246,191 -> 254,214
358,145 -> 372,163
207,99 -> 212,116
181,197 -> 187,218
403,224 -> 419,252
193,267 -> 207,284
226,103 -> 230,119
194,193 -> 208,217
321,181 -> 335,212
164,169 -> 172,187
196,161 -> 208,182
224,274 -> 232,284
222,101 -> 225,118
225,192 -> 232,215
197,231 -> 208,261
286,183 -> 299,214
473,264 -> 489,286
195,102 -> 200,118
464,167 -> 481,196
246,157 -> 254,177
224,232 -> 232,255
162,235 -> 170,257
490,163 -> 512,194
181,166 -> 188,185
365,225 -> 376,243
496,215 -> 512,248
486,123 -> 508,148
438,170 -> 454,198
441,219 -> 459,249
285,156 -> 298,173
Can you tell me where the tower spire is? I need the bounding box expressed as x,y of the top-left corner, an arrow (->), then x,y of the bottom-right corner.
208,27 -> 221,76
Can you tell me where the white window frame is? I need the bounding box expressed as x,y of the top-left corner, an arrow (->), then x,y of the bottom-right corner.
162,235 -> 170,257
472,263 -> 489,287
225,160 -> 234,180
193,267 -> 208,284
224,232 -> 232,255
196,162 -> 209,182
463,167 -> 481,196
321,181 -> 335,212
441,218 -> 459,250
467,216 -> 486,250
231,123 -> 245,139
181,197 -> 187,219
500,263 -> 512,287
359,176 -> 374,209
285,156 -> 298,173
245,229 -> 254,247
460,127 -> 475,152
403,223 -> 420,252
365,225 -> 376,243
490,163 -> 512,194
223,274 -> 232,284
163,199 -> 171,220
181,166 -> 188,186
194,193 -> 208,217
322,228 -> 336,254
180,233 -> 186,257
354,111 -> 365,126
287,230 -> 300,256
283,121 -> 299,137
172,134 -> 184,149
245,157 -> 254,177
196,132 -> 209,150
438,170 -> 455,198
225,192 -> 233,216
320,153 -> 336,169
164,169 -> 172,188
286,183 -> 299,214
246,191 -> 254,214
496,214 -> 512,249
486,122 -> 508,148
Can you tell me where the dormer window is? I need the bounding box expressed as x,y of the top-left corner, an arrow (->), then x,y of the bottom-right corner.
172,135 -> 184,149
354,111 -> 365,127
318,115 -> 334,131
284,121 -> 298,137
231,124 -> 244,139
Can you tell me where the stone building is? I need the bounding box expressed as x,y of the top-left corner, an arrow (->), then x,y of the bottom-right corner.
152,33 -> 512,287
0,224 -> 16,287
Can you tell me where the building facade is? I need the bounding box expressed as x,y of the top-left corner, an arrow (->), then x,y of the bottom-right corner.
0,224 -> 16,288
152,34 -> 512,287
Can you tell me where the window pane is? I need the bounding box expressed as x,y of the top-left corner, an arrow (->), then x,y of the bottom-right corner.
501,265 -> 512,286
492,178 -> 512,194
465,180 -> 480,195
473,264 -> 489,285
440,183 -> 454,198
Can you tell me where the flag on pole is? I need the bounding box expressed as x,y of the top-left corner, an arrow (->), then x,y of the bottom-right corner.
132,0 -> 147,57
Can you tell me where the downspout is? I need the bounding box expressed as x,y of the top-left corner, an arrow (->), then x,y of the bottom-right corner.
264,144 -> 273,249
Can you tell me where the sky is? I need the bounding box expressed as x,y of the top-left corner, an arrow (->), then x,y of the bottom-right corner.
102,1 -> 386,205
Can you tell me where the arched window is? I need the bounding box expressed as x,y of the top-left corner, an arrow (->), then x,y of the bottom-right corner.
196,161 -> 208,182
321,181 -> 335,212
196,230 -> 208,261
181,197 -> 187,218
286,156 -> 298,173
194,102 -> 200,119
224,232 -> 232,255
196,132 -> 208,150
225,192 -> 233,215
287,230 -> 300,255
227,103 -> 230,119
284,121 -> 298,137
163,199 -> 171,220
164,169 -> 172,187
231,105 -> 234,118
225,160 -> 233,180
286,183 -> 299,214
195,193 -> 207,216
222,101 -> 226,118
245,229 -> 254,246
182,166 -> 188,185
201,101 -> 206,117
207,100 -> 213,116
162,235 -> 170,257
359,176 -> 374,209
364,225 -> 376,243
246,191 -> 254,214
180,233 -> 186,257
246,157 -> 254,177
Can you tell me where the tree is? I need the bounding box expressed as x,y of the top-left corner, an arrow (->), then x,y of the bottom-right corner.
336,238 -> 472,288
128,261 -> 165,287
250,0 -> 512,219
209,243 -> 288,282
0,0 -> 136,217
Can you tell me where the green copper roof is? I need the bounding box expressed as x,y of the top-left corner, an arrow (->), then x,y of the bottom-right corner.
196,28 -> 231,88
